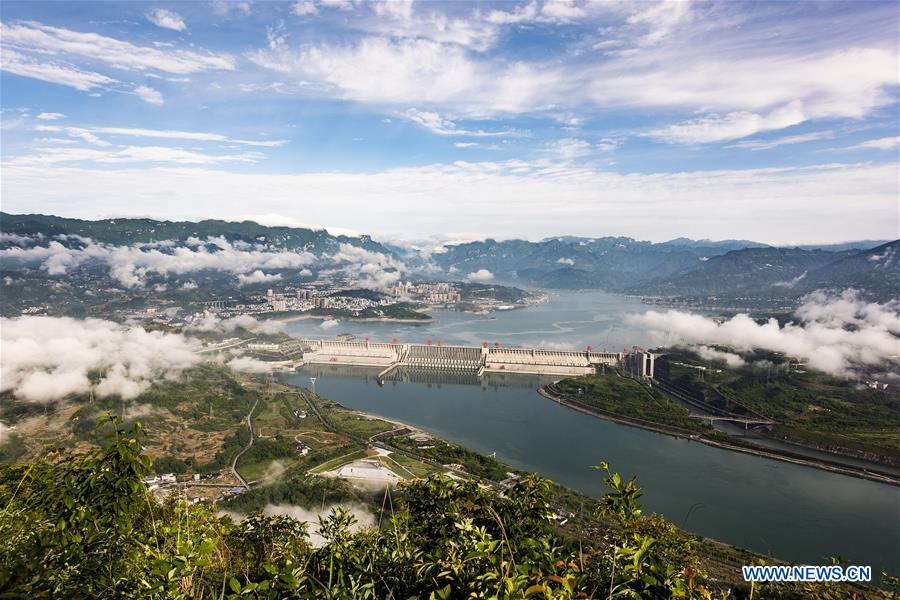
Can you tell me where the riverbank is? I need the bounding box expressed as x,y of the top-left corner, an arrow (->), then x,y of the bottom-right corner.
538,386 -> 900,487
268,312 -> 434,324
310,393 -> 883,595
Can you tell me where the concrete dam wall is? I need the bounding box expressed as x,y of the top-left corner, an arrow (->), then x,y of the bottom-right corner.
298,339 -> 627,379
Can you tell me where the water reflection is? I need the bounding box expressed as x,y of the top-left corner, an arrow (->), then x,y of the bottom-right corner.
281,364 -> 900,577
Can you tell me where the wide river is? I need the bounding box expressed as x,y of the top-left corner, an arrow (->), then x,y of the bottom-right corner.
282,291 -> 900,576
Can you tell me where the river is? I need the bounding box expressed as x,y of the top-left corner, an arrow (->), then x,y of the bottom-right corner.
281,290 -> 900,576
283,289 -> 651,351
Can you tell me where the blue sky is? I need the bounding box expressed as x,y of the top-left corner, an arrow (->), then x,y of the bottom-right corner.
1,0 -> 898,243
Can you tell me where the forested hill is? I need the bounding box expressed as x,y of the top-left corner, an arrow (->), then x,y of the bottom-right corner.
3,213 -> 894,303
0,212 -> 390,255
428,235 -> 896,302
0,418 -> 883,598
634,241 -> 899,303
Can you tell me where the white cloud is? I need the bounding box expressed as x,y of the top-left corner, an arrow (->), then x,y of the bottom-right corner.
0,232 -> 34,246
466,268 -> 494,282
361,2 -> 500,51
486,0 -> 608,25
237,269 -> 282,285
0,235 -> 317,287
627,47 -> 898,142
187,313 -> 284,335
846,136 -> 900,151
773,271 -> 807,289
2,160 -> 896,244
649,102 -> 806,144
630,290 -> 900,377
33,124 -> 287,147
212,0 -> 253,16
292,1 -> 318,16
403,109 -> 515,137
248,37 -> 560,115
540,0 -> 588,21
223,213 -> 358,236
320,0 -> 354,10
626,0 -> 691,45
36,112 -> 65,120
373,0 -> 413,21
34,125 -> 111,146
0,316 -> 199,403
0,48 -> 117,91
486,1 -> 540,25
227,356 -> 273,373
248,15 -> 898,134
729,131 -> 835,151
259,503 -> 375,548
12,145 -> 264,166
556,257 -> 575,265
135,85 -> 164,105
692,345 -> 746,368
147,8 -> 187,32
1,21 -> 235,75
330,243 -> 405,289
549,138 -> 592,159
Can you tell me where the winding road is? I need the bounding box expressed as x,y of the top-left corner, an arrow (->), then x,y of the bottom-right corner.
231,396 -> 260,489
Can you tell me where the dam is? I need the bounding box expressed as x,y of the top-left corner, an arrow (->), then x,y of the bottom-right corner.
292,339 -> 650,381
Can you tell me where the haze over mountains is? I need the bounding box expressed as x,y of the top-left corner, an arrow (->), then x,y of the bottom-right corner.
1,213 -> 896,306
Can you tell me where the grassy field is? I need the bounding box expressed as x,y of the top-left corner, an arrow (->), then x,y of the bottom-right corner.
389,435 -> 516,481
379,450 -> 439,479
308,448 -> 369,474
317,404 -> 397,439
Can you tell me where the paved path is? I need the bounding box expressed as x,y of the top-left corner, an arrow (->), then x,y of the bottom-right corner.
231,396 -> 261,489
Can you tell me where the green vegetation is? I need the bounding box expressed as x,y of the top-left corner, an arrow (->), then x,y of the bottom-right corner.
1,417 -> 887,599
317,405 -> 395,439
0,433 -> 25,463
380,450 -> 439,479
722,373 -> 900,459
151,455 -> 191,475
308,449 -> 369,474
221,472 -> 366,514
140,364 -> 259,431
662,349 -> 900,462
0,212 -> 387,253
458,282 -> 533,304
390,435 -> 514,481
262,302 -> 430,322
311,302 -> 430,321
203,427 -> 251,472
235,436 -> 298,481
551,371 -> 715,435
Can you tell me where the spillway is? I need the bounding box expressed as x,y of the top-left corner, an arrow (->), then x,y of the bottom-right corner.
295,339 -> 641,380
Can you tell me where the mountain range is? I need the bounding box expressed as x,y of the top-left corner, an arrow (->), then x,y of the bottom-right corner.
425,236 -> 897,303
1,213 -> 896,305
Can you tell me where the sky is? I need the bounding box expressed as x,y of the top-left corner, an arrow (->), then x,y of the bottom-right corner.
0,0 -> 898,244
